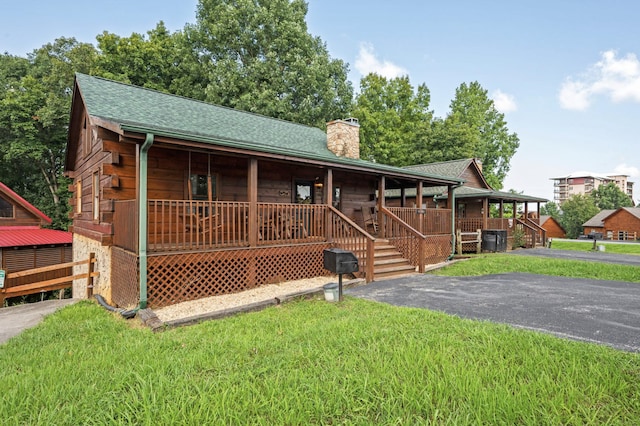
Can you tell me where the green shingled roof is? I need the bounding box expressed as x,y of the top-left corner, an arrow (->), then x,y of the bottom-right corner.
404,159 -> 474,178
74,73 -> 462,185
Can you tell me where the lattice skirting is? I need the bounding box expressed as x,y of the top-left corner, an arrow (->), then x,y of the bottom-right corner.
424,235 -> 453,265
111,247 -> 140,309
147,243 -> 332,308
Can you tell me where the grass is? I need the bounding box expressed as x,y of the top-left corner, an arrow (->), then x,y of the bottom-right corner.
1,299 -> 639,424
550,239 -> 640,255
436,253 -> 640,283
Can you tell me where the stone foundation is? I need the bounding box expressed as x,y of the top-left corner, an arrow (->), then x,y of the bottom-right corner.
72,234 -> 112,303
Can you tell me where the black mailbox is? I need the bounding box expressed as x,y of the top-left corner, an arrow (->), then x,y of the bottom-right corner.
323,248 -> 359,274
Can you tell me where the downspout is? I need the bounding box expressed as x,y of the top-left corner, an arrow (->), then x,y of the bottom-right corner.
138,133 -> 154,309
447,183 -> 464,260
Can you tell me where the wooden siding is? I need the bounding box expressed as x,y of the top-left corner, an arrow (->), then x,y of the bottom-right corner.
0,194 -> 44,227
602,209 -> 640,240
542,217 -> 566,238
460,166 -> 486,189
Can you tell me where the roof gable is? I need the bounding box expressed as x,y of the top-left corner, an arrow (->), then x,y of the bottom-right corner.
0,182 -> 51,225
605,207 -> 640,222
582,209 -> 615,227
405,158 -> 491,189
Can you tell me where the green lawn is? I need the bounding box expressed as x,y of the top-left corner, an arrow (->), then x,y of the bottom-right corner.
550,239 -> 640,255
1,298 -> 639,425
436,253 -> 640,283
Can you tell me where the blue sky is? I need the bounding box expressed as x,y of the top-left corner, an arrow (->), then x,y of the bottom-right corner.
2,0 -> 639,202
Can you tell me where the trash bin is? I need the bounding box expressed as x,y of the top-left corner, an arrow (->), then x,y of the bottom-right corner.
482,229 -> 507,252
322,283 -> 339,302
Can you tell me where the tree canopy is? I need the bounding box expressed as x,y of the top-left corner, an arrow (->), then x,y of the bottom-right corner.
352,74 -> 432,166
589,182 -> 634,210
559,195 -> 600,239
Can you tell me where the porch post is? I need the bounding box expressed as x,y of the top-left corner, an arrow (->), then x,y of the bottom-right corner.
483,198 -> 488,230
378,176 -> 385,238
524,202 -> 529,219
499,200 -> 504,218
325,169 -> 333,241
400,187 -> 406,207
447,185 -> 454,210
416,181 -> 423,233
248,158 -> 258,247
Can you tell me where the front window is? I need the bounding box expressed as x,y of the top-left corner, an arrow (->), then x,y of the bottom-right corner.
294,180 -> 314,204
92,172 -> 100,221
190,174 -> 216,201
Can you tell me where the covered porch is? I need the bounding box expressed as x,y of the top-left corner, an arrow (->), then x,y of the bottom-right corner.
109,144 -> 460,308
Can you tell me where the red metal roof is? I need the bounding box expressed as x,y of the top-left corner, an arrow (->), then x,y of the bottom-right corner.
0,226 -> 72,248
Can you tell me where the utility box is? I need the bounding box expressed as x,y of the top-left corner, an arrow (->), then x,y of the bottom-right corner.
323,248 -> 359,274
482,229 -> 507,252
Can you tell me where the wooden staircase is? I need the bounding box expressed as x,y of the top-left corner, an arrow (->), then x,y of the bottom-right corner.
371,239 -> 417,279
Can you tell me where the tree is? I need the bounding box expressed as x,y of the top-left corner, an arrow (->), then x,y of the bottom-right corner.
540,201 -> 561,220
94,22 -> 182,92
589,183 -> 634,210
182,0 -> 353,128
444,81 -> 519,190
352,74 -> 432,165
559,195 -> 600,239
0,38 -> 96,229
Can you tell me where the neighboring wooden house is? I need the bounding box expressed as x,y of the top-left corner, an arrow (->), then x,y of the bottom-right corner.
386,159 -> 548,248
583,208 -> 640,240
65,74 -> 464,309
539,215 -> 566,239
0,182 -> 72,304
582,210 -> 614,237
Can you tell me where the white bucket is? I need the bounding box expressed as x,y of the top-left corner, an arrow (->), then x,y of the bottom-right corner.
322,283 -> 339,302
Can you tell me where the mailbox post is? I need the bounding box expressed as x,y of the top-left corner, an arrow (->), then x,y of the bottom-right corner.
323,248 -> 359,301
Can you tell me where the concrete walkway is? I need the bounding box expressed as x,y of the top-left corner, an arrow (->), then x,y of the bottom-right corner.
0,299 -> 76,344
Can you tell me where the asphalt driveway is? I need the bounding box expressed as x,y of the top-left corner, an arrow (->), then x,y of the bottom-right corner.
346,271 -> 640,352
0,299 -> 76,345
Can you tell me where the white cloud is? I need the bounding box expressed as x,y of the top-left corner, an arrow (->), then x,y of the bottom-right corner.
559,50 -> 640,110
491,89 -> 518,113
613,163 -> 640,178
354,43 -> 408,79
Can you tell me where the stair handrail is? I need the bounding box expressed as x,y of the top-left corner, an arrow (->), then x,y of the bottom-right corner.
328,206 -> 376,282
516,218 -> 538,248
524,217 -> 547,246
380,207 -> 427,273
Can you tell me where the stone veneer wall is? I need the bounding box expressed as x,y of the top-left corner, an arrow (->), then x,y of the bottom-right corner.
72,233 -> 112,302
326,119 -> 360,159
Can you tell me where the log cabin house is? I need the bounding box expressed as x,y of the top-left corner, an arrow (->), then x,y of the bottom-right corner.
583,207 -> 640,240
65,74 -> 464,309
386,159 -> 548,249
0,182 -> 72,305
539,215 -> 565,239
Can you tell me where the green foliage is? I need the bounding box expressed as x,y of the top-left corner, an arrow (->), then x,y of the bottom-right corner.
540,201 -> 562,220
550,240 -> 640,254
445,82 -> 520,189
94,22 -> 181,92
352,73 -> 432,165
182,0 -> 353,128
435,253 -> 640,283
512,225 -> 526,248
2,300 -> 639,424
590,182 -> 634,210
560,194 -> 600,239
0,39 -> 95,229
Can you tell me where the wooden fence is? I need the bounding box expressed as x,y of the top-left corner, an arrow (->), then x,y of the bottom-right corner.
1,253 -> 98,306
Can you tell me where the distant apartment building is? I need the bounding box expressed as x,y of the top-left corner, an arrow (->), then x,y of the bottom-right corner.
551,172 -> 634,204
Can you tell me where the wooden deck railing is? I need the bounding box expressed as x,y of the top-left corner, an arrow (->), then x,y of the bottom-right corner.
1,253 -> 98,306
327,206 -> 375,282
257,203 -> 325,246
524,218 -> 547,246
381,207 -> 426,273
386,207 -> 452,235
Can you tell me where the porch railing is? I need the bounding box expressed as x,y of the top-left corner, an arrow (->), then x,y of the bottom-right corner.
386,207 -> 452,235
257,203 -> 325,246
381,207 -> 426,273
327,206 -> 375,282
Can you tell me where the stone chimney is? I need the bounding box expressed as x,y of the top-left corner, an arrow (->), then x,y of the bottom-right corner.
326,118 -> 360,159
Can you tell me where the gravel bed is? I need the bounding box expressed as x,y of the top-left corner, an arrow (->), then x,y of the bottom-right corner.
154,275 -> 338,322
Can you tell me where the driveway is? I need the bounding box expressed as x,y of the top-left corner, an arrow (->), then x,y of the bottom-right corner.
346,272 -> 640,352
0,299 -> 76,345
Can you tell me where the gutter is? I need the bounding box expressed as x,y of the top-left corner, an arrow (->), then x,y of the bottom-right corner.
447,183 -> 465,261
138,133 -> 154,309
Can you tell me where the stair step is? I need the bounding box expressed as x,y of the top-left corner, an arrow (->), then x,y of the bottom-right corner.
374,264 -> 418,278
374,257 -> 412,267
